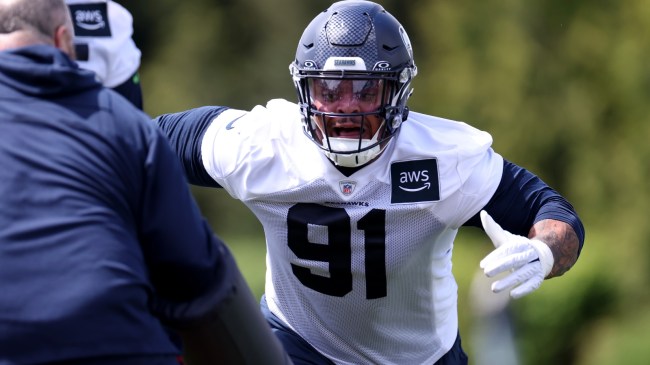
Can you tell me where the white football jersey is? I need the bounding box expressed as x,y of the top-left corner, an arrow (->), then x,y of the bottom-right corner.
201,99 -> 503,365
66,0 -> 141,87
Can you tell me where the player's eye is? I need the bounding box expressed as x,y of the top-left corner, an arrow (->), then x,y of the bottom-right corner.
320,90 -> 339,103
355,90 -> 377,102
353,80 -> 380,103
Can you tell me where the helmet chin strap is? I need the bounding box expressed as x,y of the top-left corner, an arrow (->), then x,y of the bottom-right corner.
322,125 -> 385,167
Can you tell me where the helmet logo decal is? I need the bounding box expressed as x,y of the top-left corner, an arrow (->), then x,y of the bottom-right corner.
303,60 -> 318,69
374,61 -> 392,71
339,180 -> 357,196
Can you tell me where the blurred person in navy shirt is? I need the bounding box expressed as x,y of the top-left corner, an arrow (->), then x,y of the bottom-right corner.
0,1 -> 291,364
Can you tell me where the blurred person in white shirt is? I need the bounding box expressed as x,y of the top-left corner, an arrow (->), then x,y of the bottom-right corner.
66,0 -> 142,109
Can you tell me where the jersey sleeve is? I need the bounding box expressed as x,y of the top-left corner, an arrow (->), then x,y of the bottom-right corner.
463,159 -> 585,256
157,101 -> 299,201
199,107 -> 252,193
154,106 -> 228,188
199,103 -> 296,201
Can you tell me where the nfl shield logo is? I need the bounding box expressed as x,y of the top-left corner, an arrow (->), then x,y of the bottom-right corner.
339,180 -> 356,196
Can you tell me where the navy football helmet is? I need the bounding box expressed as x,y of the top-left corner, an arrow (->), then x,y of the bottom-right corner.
290,0 -> 417,167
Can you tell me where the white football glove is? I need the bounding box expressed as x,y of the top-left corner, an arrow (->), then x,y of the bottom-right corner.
479,210 -> 554,299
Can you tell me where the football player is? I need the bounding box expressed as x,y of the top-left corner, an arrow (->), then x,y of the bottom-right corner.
155,1 -> 585,364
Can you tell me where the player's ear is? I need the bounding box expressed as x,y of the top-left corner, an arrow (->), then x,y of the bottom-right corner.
53,24 -> 76,60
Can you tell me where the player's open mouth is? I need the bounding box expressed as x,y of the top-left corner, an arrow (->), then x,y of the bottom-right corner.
332,126 -> 362,138
327,116 -> 371,139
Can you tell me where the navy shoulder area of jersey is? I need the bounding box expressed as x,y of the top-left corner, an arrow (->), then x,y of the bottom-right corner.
154,106 -> 229,188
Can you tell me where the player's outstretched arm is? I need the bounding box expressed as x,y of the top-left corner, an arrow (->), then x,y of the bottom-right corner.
153,106 -> 229,187
528,218 -> 580,278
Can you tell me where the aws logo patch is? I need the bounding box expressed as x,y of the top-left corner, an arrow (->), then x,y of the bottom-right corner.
390,159 -> 440,204
68,3 -> 111,37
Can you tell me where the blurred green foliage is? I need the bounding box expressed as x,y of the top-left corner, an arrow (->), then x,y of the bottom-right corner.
122,0 -> 650,363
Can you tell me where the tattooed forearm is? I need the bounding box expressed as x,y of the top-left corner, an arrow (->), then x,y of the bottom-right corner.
528,219 -> 580,278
